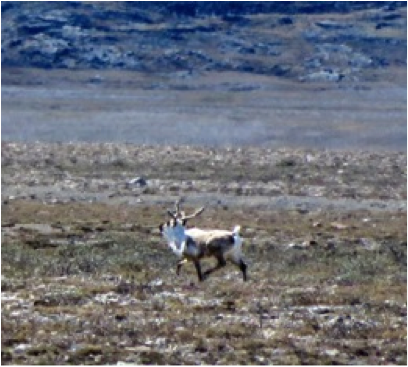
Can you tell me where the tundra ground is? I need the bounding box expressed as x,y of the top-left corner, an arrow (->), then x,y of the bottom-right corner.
1,142 -> 406,365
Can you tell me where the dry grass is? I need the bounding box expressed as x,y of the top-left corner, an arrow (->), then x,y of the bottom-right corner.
2,141 -> 406,364
2,197 -> 406,365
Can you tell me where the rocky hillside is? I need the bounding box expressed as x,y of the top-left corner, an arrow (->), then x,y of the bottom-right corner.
1,1 -> 406,82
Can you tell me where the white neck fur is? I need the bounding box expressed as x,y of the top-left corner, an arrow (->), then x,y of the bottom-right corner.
161,221 -> 187,257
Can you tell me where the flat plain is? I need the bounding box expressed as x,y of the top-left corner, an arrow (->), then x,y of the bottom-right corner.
1,68 -> 407,364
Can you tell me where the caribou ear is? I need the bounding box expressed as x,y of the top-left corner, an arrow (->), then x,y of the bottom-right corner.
166,209 -> 177,219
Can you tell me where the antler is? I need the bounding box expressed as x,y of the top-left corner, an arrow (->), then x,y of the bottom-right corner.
181,206 -> 205,220
175,198 -> 186,218
166,199 -> 204,221
167,198 -> 184,219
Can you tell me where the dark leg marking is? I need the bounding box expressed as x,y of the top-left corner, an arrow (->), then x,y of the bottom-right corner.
194,261 -> 204,282
239,259 -> 248,281
203,255 -> 227,279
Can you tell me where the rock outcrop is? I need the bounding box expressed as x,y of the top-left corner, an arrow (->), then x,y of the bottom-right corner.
1,1 -> 406,82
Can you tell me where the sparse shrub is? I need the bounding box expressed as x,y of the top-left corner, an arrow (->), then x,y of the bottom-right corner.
277,158 -> 297,167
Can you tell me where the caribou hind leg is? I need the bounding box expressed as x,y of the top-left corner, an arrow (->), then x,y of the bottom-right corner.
203,255 -> 227,280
